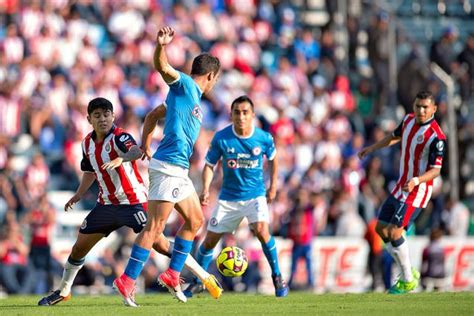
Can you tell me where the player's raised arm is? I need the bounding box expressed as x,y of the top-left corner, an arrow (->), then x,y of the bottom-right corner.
153,26 -> 179,83
200,163 -> 215,206
65,171 -> 95,212
358,133 -> 401,159
266,154 -> 278,204
141,103 -> 167,160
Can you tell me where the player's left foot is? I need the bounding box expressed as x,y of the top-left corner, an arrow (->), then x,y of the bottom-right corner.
113,275 -> 138,307
202,274 -> 223,299
183,280 -> 204,298
158,269 -> 187,303
272,274 -> 289,297
388,268 -> 420,294
38,290 -> 71,306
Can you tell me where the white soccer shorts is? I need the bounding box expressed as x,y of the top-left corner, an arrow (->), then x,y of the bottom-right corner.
148,168 -> 195,203
207,196 -> 269,233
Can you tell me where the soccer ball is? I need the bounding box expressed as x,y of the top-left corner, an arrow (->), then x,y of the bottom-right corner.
216,246 -> 248,277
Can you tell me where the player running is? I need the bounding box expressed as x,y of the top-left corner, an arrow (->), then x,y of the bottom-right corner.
113,26 -> 221,303
184,96 -> 289,298
358,91 -> 446,294
38,97 -> 220,307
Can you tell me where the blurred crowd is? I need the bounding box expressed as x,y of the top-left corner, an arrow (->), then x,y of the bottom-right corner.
0,0 -> 473,295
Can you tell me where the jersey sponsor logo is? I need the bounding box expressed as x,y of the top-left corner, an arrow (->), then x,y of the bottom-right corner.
120,134 -> 130,142
252,147 -> 262,156
227,147 -> 235,153
226,158 -> 258,169
192,105 -> 203,122
172,187 -> 180,198
227,159 -> 237,169
416,134 -> 424,144
210,217 -> 218,226
436,140 -> 444,151
105,143 -> 112,153
81,219 -> 87,230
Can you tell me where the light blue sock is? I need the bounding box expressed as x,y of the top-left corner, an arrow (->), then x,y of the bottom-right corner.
169,236 -> 193,273
261,236 -> 281,276
124,244 -> 150,280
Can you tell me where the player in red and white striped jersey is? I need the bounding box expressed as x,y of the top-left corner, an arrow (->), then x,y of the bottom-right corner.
39,97 -> 219,307
358,91 -> 446,294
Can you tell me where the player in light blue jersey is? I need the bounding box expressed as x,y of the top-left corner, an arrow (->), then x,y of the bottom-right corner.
114,26 -> 222,304
184,96 -> 289,298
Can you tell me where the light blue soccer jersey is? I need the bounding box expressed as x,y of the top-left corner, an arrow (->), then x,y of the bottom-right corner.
153,71 -> 203,169
206,125 -> 276,201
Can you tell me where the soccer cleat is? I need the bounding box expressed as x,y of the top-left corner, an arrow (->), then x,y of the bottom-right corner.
202,274 -> 223,299
183,280 -> 204,298
388,268 -> 420,294
113,276 -> 138,307
158,269 -> 187,303
38,290 -> 71,306
272,274 -> 289,297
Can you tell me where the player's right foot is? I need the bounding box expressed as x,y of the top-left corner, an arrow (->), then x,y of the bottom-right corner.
113,276 -> 138,307
158,269 -> 187,303
202,274 -> 223,299
272,274 -> 289,297
38,290 -> 71,306
183,280 -> 204,298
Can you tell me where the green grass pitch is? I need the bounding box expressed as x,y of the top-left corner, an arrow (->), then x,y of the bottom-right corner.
1,292 -> 473,315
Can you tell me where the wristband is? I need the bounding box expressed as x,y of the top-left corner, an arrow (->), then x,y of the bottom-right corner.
413,177 -> 420,186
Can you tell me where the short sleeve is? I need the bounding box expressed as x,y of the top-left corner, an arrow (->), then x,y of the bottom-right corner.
114,132 -> 138,153
392,120 -> 403,138
265,133 -> 277,160
80,151 -> 94,172
205,135 -> 222,166
428,137 -> 446,168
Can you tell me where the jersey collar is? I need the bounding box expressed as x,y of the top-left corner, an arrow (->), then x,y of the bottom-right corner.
232,124 -> 254,139
91,125 -> 116,142
417,115 -> 435,126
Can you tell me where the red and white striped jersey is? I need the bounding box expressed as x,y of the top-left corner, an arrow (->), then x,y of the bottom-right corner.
81,126 -> 147,205
391,114 -> 446,208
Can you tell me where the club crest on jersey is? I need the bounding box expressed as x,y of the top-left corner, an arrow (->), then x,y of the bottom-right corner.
227,159 -> 237,169
252,147 -> 262,156
105,143 -> 112,153
192,105 -> 203,122
416,135 -> 424,144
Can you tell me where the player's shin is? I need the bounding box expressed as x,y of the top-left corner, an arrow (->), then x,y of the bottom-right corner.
58,256 -> 85,297
391,237 -> 414,281
123,244 -> 151,281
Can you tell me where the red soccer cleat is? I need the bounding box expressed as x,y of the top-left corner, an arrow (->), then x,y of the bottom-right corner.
113,275 -> 138,307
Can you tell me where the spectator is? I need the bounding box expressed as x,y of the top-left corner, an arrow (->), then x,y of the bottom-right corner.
0,221 -> 35,294
421,229 -> 446,291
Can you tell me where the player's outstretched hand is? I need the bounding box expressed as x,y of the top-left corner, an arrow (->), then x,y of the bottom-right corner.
65,194 -> 81,212
157,26 -> 175,46
266,186 -> 276,204
357,147 -> 371,159
141,145 -> 152,160
102,157 -> 123,170
200,190 -> 210,206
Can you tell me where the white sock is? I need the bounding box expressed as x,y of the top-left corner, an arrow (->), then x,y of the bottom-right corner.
168,241 -> 210,282
391,240 -> 413,282
58,260 -> 84,297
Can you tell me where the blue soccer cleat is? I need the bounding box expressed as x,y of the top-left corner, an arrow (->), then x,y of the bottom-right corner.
272,274 -> 289,297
